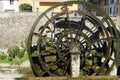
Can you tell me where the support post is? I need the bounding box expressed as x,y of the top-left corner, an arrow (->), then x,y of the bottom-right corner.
70,46 -> 80,78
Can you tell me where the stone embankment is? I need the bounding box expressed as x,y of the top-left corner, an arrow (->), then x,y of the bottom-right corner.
0,12 -> 40,53
0,60 -> 34,79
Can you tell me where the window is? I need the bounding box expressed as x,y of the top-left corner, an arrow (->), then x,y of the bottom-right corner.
10,0 -> 14,5
109,7 -> 112,14
110,0 -> 114,4
113,7 -> 115,15
117,7 -> 118,14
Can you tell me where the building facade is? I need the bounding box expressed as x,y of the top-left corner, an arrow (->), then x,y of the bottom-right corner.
0,0 -> 119,16
92,0 -> 105,9
0,0 -> 19,12
82,0 -> 120,16
116,0 -> 120,16
18,0 -> 68,12
104,0 -> 120,16
108,0 -> 117,16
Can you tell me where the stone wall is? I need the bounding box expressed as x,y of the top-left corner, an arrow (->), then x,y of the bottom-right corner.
0,12 -> 40,53
0,12 -> 119,53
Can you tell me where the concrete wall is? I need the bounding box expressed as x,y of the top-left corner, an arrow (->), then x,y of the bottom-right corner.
0,12 -> 40,53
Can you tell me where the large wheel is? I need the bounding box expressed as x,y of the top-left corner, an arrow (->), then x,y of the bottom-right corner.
27,1 -> 120,76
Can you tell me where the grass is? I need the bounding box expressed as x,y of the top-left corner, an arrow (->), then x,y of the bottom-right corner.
0,52 -> 28,65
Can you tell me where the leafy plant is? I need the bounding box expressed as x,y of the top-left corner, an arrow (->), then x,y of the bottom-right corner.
20,3 -> 32,12
0,38 -> 29,65
12,56 -> 23,65
17,49 -> 25,58
0,53 -> 7,60
7,45 -> 20,59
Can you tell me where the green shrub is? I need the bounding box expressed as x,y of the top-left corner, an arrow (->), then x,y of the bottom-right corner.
22,52 -> 28,61
20,3 -> 32,12
17,49 -> 25,58
1,57 -> 10,63
0,53 -> 7,60
8,45 -> 20,58
12,56 -> 22,65
0,43 -> 29,65
8,57 -> 13,61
